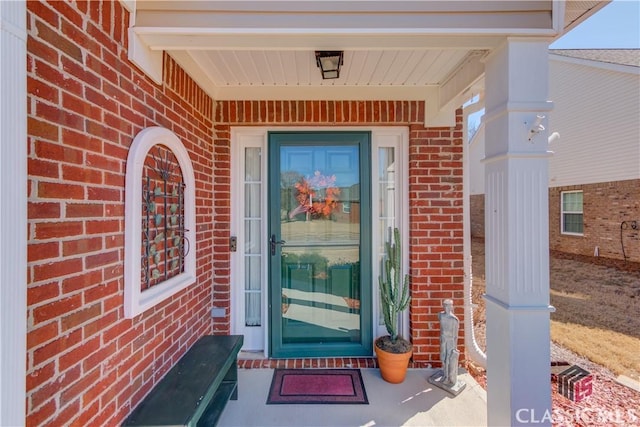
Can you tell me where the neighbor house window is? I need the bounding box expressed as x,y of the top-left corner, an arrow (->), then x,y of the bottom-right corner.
124,127 -> 196,318
561,191 -> 583,235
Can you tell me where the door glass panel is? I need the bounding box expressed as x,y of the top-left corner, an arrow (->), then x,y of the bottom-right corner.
244,147 -> 262,327
245,183 -> 261,217
377,147 -> 396,326
279,145 -> 361,345
245,147 -> 261,180
244,220 -> 261,254
269,132 -> 372,358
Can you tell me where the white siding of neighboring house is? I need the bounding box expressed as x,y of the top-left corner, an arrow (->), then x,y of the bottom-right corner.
548,54 -> 640,187
470,53 -> 640,193
468,121 -> 485,196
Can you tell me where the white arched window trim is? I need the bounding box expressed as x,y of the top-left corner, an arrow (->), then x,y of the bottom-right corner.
124,127 -> 196,319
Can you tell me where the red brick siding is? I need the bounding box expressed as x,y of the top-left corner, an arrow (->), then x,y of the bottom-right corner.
27,2 -> 214,426
214,101 -> 465,367
549,179 -> 640,263
469,194 -> 485,239
470,179 -> 639,263
26,2 -> 466,423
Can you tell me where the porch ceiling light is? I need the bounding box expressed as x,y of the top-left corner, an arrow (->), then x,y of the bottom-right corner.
315,51 -> 343,79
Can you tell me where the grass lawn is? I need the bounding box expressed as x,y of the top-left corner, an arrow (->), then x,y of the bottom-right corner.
471,238 -> 640,380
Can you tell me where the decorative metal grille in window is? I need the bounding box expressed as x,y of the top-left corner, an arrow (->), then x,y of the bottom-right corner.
141,145 -> 188,290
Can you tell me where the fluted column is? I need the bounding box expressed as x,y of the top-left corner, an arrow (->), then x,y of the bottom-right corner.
483,38 -> 554,426
0,1 -> 28,425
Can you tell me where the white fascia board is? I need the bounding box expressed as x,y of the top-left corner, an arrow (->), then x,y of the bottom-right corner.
134,7 -> 554,32
138,30 -> 504,51
137,2 -> 551,14
132,3 -> 557,49
133,28 -> 558,52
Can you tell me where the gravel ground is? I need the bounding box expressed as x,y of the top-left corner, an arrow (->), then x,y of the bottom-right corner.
469,238 -> 640,426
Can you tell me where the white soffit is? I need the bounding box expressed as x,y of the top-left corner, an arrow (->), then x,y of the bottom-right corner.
128,1 -> 608,101
168,49 -> 481,100
563,1 -> 610,33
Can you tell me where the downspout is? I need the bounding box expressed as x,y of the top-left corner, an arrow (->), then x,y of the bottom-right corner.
463,98 -> 487,369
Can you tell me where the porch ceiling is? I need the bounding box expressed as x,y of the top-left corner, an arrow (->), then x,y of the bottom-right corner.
128,0 -> 609,106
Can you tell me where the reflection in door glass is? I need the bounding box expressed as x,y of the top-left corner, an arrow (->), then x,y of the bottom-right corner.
279,145 -> 361,344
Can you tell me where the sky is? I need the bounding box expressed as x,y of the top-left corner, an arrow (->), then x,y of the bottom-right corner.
550,0 -> 640,49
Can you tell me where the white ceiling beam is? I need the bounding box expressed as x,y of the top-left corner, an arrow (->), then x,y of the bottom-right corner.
137,32 -> 505,51
134,11 -> 554,33
125,0 -> 163,86
425,92 -> 457,127
439,51 -> 486,109
136,1 -> 552,14
128,29 -> 163,85
425,51 -> 486,127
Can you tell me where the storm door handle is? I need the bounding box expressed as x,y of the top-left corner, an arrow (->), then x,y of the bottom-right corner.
270,234 -> 286,255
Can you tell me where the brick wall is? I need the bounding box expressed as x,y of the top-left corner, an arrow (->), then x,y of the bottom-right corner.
27,2 -> 214,425
214,101 -> 465,367
549,179 -> 640,263
470,179 -> 639,263
469,194 -> 485,239
26,2 -> 466,424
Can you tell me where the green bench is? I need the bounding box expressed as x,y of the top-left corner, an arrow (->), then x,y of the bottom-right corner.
123,335 -> 243,427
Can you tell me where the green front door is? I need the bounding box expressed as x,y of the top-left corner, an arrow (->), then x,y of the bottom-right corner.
269,132 -> 372,358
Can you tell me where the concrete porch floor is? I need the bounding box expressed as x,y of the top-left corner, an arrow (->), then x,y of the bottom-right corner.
218,368 -> 487,426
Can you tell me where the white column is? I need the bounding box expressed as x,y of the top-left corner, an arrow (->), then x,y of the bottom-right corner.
483,39 -> 554,426
0,1 -> 28,425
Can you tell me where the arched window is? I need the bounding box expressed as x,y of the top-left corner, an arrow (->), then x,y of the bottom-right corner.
124,127 -> 196,318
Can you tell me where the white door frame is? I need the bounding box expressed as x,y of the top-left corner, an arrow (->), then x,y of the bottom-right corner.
230,126 -> 409,356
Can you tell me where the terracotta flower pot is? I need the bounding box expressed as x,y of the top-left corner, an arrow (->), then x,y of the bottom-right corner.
375,341 -> 413,384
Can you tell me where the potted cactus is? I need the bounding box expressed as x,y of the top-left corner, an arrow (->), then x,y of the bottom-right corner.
375,227 -> 412,383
